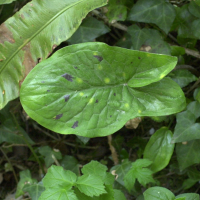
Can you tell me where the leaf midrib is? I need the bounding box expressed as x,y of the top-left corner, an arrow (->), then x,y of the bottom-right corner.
1,0 -> 85,74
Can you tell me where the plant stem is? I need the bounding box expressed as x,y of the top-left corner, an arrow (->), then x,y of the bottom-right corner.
0,146 -> 18,183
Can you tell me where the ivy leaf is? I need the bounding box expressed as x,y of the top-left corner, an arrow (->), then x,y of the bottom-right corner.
127,25 -> 171,55
110,159 -> 132,186
143,127 -> 175,173
42,165 -> 77,190
23,182 -> 45,200
176,193 -> 199,200
168,70 -> 197,88
38,188 -> 78,200
124,159 -> 155,192
60,155 -> 80,176
68,17 -> 110,44
144,187 -> 175,200
20,42 -> 185,137
39,146 -> 62,168
15,170 -> 37,198
176,140 -> 200,170
127,0 -> 176,34
81,160 -> 107,180
76,174 -> 106,197
0,0 -> 107,109
172,101 -> 200,143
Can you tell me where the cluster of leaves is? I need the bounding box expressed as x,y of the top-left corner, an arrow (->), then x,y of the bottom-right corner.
1,0 -> 200,199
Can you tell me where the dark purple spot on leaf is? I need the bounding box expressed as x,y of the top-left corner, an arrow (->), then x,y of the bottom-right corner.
114,93 -> 116,96
74,66 -> 79,70
95,100 -> 99,103
47,90 -> 50,92
72,121 -> 78,129
41,81 -> 45,83
131,62 -> 133,64
138,57 -> 141,59
118,14 -> 122,19
55,114 -> 63,120
110,115 -> 112,117
86,96 -> 88,98
64,95 -> 70,102
94,55 -> 103,62
62,73 -> 74,82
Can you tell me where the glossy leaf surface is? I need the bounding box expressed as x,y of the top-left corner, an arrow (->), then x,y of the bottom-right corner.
143,127 -> 175,173
0,0 -> 16,5
20,43 -> 185,137
144,187 -> 175,200
127,0 -> 176,34
0,0 -> 107,109
176,140 -> 200,170
176,193 -> 199,200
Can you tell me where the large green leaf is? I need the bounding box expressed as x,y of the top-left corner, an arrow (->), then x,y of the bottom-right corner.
143,187 -> 175,200
0,0 -> 107,109
127,25 -> 171,55
20,43 -> 185,137
176,193 -> 199,200
143,127 -> 175,173
127,0 -> 176,34
176,140 -> 200,170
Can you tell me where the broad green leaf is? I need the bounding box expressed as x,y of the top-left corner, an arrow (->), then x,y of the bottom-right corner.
176,193 -> 199,200
172,101 -> 200,143
38,188 -> 78,200
0,0 -> 16,5
170,46 -> 185,56
104,173 -> 115,185
143,127 -> 175,173
127,0 -> 176,34
20,42 -> 185,137
175,198 -> 185,200
124,159 -> 155,192
114,190 -> 126,200
0,0 -> 107,109
60,155 -> 80,176
42,165 -> 77,190
127,25 -> 171,55
23,182 -> 45,200
144,187 -> 175,200
15,170 -> 37,198
116,33 -> 133,49
81,160 -> 107,180
68,17 -> 110,44
187,168 -> 200,181
182,179 -> 197,190
76,174 -> 106,197
176,140 -> 200,170
106,0 -> 127,22
188,1 -> 200,18
39,146 -> 62,167
99,185 -> 114,200
168,70 -> 197,88
76,135 -> 90,144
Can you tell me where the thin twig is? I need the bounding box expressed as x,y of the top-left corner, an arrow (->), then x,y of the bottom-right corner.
0,147 -> 18,183
52,154 -> 60,166
184,48 -> 200,59
107,135 -> 119,165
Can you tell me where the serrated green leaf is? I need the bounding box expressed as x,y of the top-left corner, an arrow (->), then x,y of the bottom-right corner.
39,146 -> 62,168
168,70 -> 197,88
23,182 -> 45,200
127,0 -> 176,34
15,170 -> 37,198
0,0 -> 16,5
144,187 -> 175,200
42,165 -> 77,190
68,17 -> 110,44
60,155 -> 80,176
81,160 -> 107,179
20,42 -> 185,137
172,101 -> 200,143
176,193 -> 199,200
176,140 -> 200,170
104,173 -> 115,185
127,25 -> 171,55
124,159 -> 155,192
143,127 -> 175,173
38,188 -> 78,200
76,174 -> 106,197
0,0 -> 107,109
